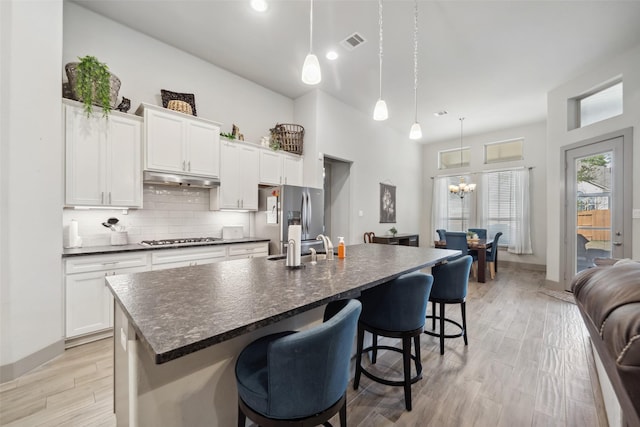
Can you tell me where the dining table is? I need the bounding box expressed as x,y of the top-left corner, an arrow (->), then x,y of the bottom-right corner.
435,238 -> 495,283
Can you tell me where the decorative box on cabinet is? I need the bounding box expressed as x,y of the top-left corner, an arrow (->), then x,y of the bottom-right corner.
212,140 -> 259,210
64,252 -> 149,344
136,103 -> 221,178
64,100 -> 142,208
259,149 -> 303,186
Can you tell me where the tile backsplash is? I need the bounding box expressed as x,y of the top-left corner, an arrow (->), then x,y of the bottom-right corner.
63,185 -> 251,247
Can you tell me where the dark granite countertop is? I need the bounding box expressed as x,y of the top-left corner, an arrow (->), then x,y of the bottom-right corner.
62,237 -> 270,257
106,244 -> 460,364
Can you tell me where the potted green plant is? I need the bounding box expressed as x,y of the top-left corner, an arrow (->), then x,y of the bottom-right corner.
389,226 -> 398,237
65,55 -> 120,117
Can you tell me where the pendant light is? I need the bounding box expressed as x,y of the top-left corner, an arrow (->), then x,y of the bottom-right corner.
301,0 -> 321,85
449,117 -> 476,197
373,0 -> 388,121
409,0 -> 422,139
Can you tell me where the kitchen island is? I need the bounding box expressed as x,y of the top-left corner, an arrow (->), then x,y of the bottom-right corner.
106,243 -> 459,426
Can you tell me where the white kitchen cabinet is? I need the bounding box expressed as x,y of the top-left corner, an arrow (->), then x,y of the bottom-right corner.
151,246 -> 227,270
227,242 -> 269,260
258,150 -> 303,186
64,100 -> 142,207
138,103 -> 221,178
215,141 -> 259,210
282,153 -> 303,186
64,252 -> 149,340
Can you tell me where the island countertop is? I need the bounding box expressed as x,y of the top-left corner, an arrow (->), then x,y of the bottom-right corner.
106,244 -> 459,364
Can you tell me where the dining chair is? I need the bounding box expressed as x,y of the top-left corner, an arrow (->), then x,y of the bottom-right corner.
444,231 -> 477,277
436,229 -> 447,242
363,232 -> 375,243
487,232 -> 502,279
424,255 -> 473,355
354,272 -> 434,411
467,228 -> 487,239
235,299 -> 362,427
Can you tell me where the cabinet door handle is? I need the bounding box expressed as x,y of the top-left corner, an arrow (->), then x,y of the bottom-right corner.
188,161 -> 191,171
101,192 -> 105,204
109,192 -> 112,204
183,160 -> 186,171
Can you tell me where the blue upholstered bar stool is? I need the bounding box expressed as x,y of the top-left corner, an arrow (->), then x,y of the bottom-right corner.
235,299 -> 361,427
424,256 -> 473,355
467,228 -> 487,239
354,272 -> 434,411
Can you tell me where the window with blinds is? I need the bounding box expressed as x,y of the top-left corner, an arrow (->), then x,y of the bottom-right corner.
444,175 -> 473,230
485,170 -> 516,246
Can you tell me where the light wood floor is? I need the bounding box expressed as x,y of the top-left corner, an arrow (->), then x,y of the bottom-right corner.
0,265 -> 607,426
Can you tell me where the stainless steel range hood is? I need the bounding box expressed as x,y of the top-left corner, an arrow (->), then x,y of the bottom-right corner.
143,171 -> 220,188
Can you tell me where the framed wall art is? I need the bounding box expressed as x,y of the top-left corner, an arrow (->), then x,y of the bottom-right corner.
379,183 -> 396,223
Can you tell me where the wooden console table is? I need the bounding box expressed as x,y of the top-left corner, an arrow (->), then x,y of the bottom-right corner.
372,233 -> 419,247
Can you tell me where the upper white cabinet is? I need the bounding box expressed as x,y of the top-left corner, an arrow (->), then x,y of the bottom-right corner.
214,140 -> 259,210
137,103 -> 221,178
259,150 -> 303,186
64,100 -> 142,208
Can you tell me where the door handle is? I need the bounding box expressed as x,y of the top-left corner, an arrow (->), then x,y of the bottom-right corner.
613,242 -> 622,246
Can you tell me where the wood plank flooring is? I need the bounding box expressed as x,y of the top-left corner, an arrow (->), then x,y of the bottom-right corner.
0,265 -> 607,426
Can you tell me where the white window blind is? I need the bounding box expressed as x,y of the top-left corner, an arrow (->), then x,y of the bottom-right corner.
484,171 -> 515,245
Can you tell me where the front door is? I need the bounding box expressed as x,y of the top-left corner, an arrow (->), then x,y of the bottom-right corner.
564,130 -> 632,288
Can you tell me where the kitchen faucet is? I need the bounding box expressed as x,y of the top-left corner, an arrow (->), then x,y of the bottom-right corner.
316,234 -> 334,260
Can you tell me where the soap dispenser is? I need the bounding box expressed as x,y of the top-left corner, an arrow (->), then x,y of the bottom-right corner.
337,236 -> 346,259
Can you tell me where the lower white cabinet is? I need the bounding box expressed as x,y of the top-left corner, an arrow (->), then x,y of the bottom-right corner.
64,253 -> 149,339
227,242 -> 269,260
151,246 -> 227,270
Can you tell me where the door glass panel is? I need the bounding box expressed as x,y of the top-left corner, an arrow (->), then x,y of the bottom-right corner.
575,152 -> 612,273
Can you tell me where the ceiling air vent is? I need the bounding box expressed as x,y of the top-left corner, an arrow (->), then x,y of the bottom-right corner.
340,32 -> 367,51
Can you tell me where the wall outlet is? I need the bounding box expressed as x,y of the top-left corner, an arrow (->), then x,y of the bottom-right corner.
633,208 -> 640,219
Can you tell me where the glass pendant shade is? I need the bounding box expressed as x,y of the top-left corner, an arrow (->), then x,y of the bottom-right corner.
301,53 -> 321,85
409,122 -> 422,140
373,99 -> 388,121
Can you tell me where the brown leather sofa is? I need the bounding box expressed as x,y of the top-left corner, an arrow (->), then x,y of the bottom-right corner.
572,261 -> 640,427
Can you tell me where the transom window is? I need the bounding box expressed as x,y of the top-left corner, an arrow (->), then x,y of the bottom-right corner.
439,148 -> 470,170
485,139 -> 523,164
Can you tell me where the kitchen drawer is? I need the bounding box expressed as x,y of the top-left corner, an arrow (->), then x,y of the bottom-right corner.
151,246 -> 227,266
227,242 -> 269,259
65,252 -> 150,275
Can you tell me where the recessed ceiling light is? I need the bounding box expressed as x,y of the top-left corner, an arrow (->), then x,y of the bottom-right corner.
250,0 -> 268,12
326,51 -> 339,61
433,110 -> 448,117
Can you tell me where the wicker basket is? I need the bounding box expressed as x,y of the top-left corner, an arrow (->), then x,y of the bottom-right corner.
167,99 -> 193,115
271,124 -> 304,155
65,62 -> 121,108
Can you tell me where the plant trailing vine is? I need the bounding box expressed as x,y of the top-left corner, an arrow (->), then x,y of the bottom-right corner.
74,55 -> 112,117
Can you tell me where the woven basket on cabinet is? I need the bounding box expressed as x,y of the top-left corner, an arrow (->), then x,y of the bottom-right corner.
271,124 -> 304,155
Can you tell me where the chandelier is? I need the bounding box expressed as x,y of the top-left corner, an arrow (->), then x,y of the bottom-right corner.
449,117 -> 476,198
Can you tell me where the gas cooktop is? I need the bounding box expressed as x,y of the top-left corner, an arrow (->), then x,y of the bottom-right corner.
139,237 -> 222,247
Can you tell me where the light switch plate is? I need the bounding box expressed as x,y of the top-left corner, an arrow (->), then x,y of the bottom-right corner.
633,208 -> 640,219
120,328 -> 127,351
358,210 -> 364,217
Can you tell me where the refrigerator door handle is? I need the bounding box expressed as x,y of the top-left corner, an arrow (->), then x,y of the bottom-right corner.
300,192 -> 306,236
306,191 -> 312,239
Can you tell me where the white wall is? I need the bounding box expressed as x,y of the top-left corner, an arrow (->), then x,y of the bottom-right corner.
298,91 -> 423,245
546,43 -> 640,284
421,120 -> 548,267
63,2 -> 294,144
0,0 -> 64,375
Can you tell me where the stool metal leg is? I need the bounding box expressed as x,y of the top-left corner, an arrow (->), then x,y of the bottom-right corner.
372,333 -> 378,364
339,397 -> 347,426
431,301 -> 436,330
354,324 -> 364,390
237,404 -> 246,427
439,302 -> 445,355
413,335 -> 422,375
402,336 -> 412,411
461,301 -> 468,345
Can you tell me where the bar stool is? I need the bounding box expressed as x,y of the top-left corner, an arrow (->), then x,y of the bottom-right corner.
235,299 -> 362,427
354,272 -> 433,411
424,255 -> 473,355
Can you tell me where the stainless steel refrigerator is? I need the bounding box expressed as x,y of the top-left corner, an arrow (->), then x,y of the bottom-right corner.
256,185 -> 325,255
